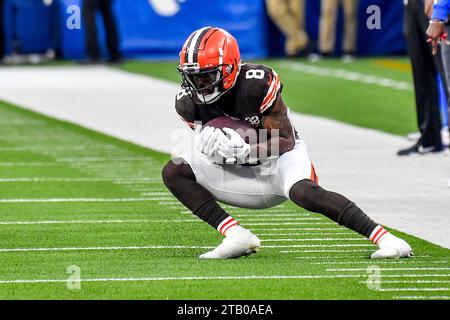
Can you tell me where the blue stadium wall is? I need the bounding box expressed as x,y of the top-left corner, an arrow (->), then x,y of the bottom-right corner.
2,0 -> 406,59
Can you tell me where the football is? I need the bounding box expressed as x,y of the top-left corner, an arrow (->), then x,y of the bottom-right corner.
205,116 -> 258,144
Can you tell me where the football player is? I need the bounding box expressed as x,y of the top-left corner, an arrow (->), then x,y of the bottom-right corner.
162,26 -> 413,259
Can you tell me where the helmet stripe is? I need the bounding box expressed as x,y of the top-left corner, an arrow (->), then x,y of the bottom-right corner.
183,32 -> 196,64
189,27 -> 212,63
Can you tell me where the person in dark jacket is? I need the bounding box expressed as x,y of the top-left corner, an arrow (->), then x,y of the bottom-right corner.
83,0 -> 122,63
398,0 -> 447,156
0,0 -> 5,62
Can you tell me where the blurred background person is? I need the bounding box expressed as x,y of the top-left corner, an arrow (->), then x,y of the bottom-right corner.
398,0 -> 447,156
266,0 -> 312,57
0,0 -> 4,63
318,0 -> 358,62
83,0 -> 122,63
426,0 -> 450,152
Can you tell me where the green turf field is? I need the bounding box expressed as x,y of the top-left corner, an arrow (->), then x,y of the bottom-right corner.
0,96 -> 449,300
119,57 -> 417,136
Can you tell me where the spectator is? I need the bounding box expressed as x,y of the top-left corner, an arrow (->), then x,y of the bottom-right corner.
398,0 -> 447,156
83,0 -> 122,63
266,0 -> 312,57
0,0 -> 4,63
425,0 -> 450,186
318,0 -> 358,62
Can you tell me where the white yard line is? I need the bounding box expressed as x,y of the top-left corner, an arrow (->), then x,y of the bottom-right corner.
0,245 -> 214,253
279,61 -> 412,90
256,232 -> 355,236
0,162 -> 62,167
260,238 -> 367,242
0,243 -> 374,253
0,145 -> 118,151
0,219 -> 199,225
360,280 -> 450,284
0,198 -> 171,203
378,288 -> 449,292
235,213 -> 311,217
327,267 -> 450,272
314,260 -> 448,265
243,222 -> 336,226
250,228 -> 347,231
269,244 -> 374,248
393,295 -> 450,300
0,274 -> 447,285
0,215 -> 338,225
56,157 -> 155,162
0,178 -> 162,183
283,249 -> 373,253
295,255 -> 431,260
239,217 -> 322,221
0,274 -> 381,285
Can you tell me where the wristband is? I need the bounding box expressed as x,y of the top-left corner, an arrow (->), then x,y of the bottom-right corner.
430,19 -> 445,25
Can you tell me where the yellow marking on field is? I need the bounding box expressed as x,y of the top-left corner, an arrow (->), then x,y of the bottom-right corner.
372,59 -> 412,72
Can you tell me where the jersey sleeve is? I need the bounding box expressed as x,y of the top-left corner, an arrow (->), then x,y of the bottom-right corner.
240,66 -> 283,116
259,68 -> 282,114
175,89 -> 197,130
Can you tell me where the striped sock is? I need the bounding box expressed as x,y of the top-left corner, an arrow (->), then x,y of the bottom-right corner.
217,216 -> 240,236
369,225 -> 390,244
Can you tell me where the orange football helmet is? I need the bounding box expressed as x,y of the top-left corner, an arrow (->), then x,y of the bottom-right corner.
178,27 -> 241,104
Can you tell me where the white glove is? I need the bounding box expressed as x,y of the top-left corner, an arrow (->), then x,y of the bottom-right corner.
217,128 -> 251,163
195,125 -> 221,157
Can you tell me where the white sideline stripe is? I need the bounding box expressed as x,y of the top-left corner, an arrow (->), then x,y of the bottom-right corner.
0,219 -> 199,225
0,274 -> 444,285
327,267 -> 450,272
261,238 -> 366,242
0,198 -> 170,203
0,178 -> 162,183
393,295 -> 450,300
378,288 -> 449,292
280,61 -> 412,91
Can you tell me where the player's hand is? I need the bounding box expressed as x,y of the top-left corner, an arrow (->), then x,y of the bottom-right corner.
217,128 -> 250,163
427,21 -> 449,55
195,125 -> 221,157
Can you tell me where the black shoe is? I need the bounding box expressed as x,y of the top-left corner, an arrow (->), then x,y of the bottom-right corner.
77,58 -> 103,65
107,57 -> 125,65
397,143 -> 444,156
287,40 -> 315,58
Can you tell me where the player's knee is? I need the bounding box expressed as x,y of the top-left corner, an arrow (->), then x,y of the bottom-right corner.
161,159 -> 195,190
289,179 -> 323,210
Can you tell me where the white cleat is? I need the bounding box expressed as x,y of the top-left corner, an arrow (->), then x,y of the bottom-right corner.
371,234 -> 413,259
199,227 -> 260,259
